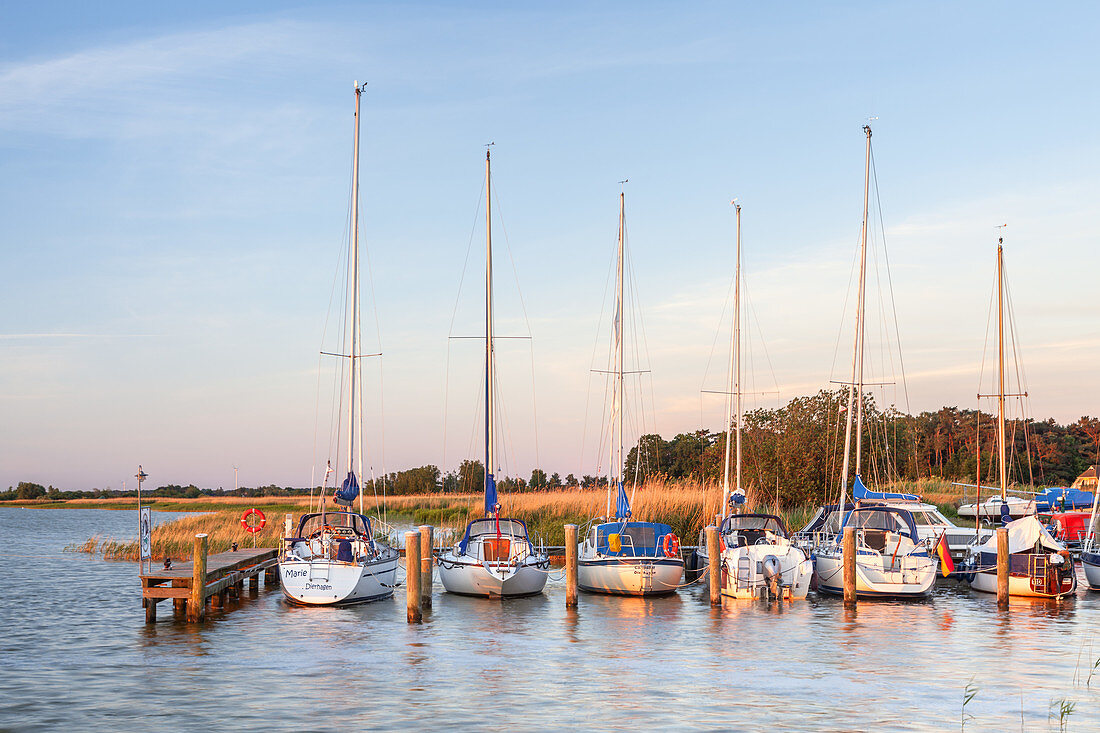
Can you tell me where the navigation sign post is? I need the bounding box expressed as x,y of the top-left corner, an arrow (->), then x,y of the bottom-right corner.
135,466 -> 149,574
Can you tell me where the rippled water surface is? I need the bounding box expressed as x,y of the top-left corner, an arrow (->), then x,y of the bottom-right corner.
3,506 -> 1100,731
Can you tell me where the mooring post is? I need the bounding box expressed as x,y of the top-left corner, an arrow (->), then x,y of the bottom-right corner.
285,513 -> 293,537
843,526 -> 857,608
187,534 -> 208,622
707,525 -> 721,606
405,531 -> 422,623
419,525 -> 433,610
145,591 -> 156,623
564,524 -> 578,607
996,527 -> 1009,609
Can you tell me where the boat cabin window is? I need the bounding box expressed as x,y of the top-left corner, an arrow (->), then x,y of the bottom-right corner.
466,518 -> 529,539
297,512 -> 370,539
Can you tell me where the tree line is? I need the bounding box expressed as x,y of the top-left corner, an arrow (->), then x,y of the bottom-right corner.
5,391 -> 1096,504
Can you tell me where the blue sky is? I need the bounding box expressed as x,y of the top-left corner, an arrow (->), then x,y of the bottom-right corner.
2,1 -> 1098,490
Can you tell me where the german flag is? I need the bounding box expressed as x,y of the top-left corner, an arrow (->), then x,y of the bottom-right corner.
935,533 -> 955,577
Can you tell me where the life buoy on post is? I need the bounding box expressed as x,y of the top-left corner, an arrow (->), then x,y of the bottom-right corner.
662,533 -> 681,558
241,508 -> 266,534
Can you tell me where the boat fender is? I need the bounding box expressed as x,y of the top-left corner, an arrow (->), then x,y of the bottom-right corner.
662,533 -> 680,558
608,534 -> 621,553
1050,553 -> 1065,565
240,508 -> 266,534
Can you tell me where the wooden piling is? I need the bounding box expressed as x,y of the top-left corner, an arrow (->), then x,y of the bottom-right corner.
405,531 -> 422,623
285,513 -> 293,537
843,526 -> 857,608
145,596 -> 156,623
265,565 -> 279,588
172,579 -> 187,615
419,525 -> 433,610
707,525 -> 721,606
187,534 -> 208,622
996,527 -> 1009,609
565,524 -> 578,608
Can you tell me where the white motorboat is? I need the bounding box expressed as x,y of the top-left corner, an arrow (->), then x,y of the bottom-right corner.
718,513 -> 812,600
957,495 -> 1035,521
961,515 -> 1076,598
814,505 -> 937,598
576,187 -> 683,596
279,81 -> 397,606
436,148 -> 549,599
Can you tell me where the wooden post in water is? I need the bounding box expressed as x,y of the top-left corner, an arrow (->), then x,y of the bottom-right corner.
706,525 -> 721,606
405,531 -> 422,623
285,513 -> 293,536
145,593 -> 156,623
996,527 -> 1009,608
419,525 -> 433,610
188,534 -> 208,622
843,526 -> 857,608
565,524 -> 578,608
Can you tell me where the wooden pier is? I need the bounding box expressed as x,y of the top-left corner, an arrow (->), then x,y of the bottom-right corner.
140,534 -> 279,623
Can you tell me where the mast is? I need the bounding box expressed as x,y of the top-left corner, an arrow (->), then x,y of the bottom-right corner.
721,202 -> 742,511
609,190 -> 626,518
839,125 -> 872,498
347,81 -> 363,487
997,239 -> 1007,501
485,147 -> 495,516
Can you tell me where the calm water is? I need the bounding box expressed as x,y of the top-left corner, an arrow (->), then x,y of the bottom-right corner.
2,507 -> 1100,731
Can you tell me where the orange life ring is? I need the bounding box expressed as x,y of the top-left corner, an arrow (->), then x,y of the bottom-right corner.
240,508 -> 266,534
662,533 -> 681,558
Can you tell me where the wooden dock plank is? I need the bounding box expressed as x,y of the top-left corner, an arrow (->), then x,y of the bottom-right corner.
141,548 -> 277,582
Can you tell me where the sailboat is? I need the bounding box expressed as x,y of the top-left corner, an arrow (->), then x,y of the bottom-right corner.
687,202 -> 812,598
436,148 -> 550,598
576,188 -> 685,596
1081,490 -> 1100,589
811,125 -> 937,599
279,81 -> 399,606
962,239 -> 1076,598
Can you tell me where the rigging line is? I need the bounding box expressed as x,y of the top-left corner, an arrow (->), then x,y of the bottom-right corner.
1001,263 -> 1037,485
828,230 -> 864,381
581,229 -> 619,480
489,178 -> 542,481
625,224 -> 660,481
870,146 -> 913,417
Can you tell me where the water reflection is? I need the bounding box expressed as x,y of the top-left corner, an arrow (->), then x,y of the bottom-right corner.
5,507 -> 1100,731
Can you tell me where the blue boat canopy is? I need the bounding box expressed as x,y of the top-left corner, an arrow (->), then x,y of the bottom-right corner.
840,505 -> 920,540
593,521 -> 673,557
457,517 -> 530,555
852,474 -> 918,502
1036,486 -> 1094,512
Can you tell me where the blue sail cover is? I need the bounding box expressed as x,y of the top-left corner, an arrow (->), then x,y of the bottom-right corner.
484,472 -> 498,516
615,480 -> 632,519
1036,486 -> 1094,511
852,474 -> 918,502
334,471 -> 360,507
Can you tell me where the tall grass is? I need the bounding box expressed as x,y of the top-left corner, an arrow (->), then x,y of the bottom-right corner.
66,475 -> 962,560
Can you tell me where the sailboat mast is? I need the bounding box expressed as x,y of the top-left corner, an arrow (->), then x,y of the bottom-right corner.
854,125 -> 871,478
839,125 -> 872,497
612,191 -> 625,516
997,240 -> 1007,501
485,148 -> 495,514
347,81 -> 362,483
721,202 -> 742,510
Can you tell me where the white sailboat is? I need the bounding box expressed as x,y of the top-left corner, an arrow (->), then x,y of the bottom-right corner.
962,239 -> 1076,598
690,202 -> 812,598
811,125 -> 936,599
279,81 -> 399,606
436,148 -> 550,598
577,188 -> 685,596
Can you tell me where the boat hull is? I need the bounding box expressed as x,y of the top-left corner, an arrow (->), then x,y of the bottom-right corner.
814,551 -> 936,598
1082,551 -> 1100,590
280,551 -> 399,606
578,556 -> 684,596
968,568 -> 1078,598
437,556 -> 549,598
721,546 -> 813,600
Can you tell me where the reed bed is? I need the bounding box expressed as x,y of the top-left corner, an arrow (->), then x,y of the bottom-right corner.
66,476 -> 972,560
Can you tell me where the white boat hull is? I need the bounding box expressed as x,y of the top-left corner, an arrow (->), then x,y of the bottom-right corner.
280,551 -> 399,606
1082,552 -> 1100,590
578,556 -> 683,596
437,556 -> 548,597
720,545 -> 813,600
814,550 -> 936,598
